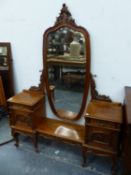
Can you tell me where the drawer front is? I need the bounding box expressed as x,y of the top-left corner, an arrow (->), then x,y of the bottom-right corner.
88,127 -> 111,143
9,104 -> 32,112
85,126 -> 119,150
86,118 -> 120,130
9,109 -> 34,129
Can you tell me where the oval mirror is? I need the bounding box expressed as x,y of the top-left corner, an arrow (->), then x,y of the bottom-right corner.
43,4 -> 90,120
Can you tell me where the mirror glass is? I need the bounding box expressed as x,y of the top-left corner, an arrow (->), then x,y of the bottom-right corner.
46,27 -> 86,117
0,46 -> 8,70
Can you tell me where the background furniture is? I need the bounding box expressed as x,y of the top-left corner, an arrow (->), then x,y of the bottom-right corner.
122,86 -> 131,174
0,42 -> 14,99
0,76 -> 7,107
0,43 -> 14,145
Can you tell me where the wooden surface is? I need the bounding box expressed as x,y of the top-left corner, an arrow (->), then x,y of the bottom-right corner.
7,90 -> 44,107
86,100 -> 122,123
37,118 -> 84,144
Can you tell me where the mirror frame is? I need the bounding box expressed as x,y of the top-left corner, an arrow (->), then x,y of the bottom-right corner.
43,4 -> 90,120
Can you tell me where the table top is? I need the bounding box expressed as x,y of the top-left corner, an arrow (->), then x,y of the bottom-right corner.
86,100 -> 122,123
7,90 -> 44,107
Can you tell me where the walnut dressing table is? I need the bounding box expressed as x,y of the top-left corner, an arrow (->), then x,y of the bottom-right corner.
7,4 -> 123,174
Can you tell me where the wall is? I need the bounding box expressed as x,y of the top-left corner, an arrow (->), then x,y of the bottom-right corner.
0,0 -> 131,103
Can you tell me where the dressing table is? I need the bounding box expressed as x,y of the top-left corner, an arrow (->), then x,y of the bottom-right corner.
7,4 -> 123,174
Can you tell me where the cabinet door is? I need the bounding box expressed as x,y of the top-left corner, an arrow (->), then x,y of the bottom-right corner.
0,43 -> 14,98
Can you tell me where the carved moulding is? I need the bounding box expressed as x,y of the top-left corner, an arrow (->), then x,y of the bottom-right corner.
55,3 -> 76,25
90,74 -> 112,102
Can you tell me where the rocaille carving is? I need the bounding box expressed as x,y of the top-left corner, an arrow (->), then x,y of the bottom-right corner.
90,74 -> 112,102
55,4 -> 76,25
29,70 -> 45,92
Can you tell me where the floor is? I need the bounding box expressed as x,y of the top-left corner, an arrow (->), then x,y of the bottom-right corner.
0,116 -> 123,175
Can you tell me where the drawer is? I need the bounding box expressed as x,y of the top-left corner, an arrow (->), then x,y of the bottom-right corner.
9,104 -> 32,112
88,127 -> 111,143
9,109 -> 34,129
86,127 -> 119,149
86,118 -> 120,130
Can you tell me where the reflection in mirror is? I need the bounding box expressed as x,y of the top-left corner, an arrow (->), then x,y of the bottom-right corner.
47,27 -> 86,117
0,47 -> 7,55
0,47 -> 8,69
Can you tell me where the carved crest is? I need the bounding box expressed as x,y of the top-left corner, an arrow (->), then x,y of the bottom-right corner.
55,4 -> 76,25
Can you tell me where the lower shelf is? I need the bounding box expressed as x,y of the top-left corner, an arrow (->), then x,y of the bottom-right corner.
11,125 -> 35,134
83,142 -> 116,155
36,117 -> 84,144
